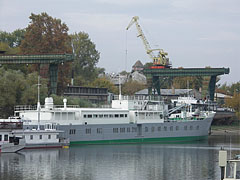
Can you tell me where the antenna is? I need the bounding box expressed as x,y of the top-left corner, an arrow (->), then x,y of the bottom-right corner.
37,75 -> 41,130
119,75 -> 122,101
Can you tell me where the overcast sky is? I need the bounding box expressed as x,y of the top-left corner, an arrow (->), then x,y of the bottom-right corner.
0,0 -> 239,85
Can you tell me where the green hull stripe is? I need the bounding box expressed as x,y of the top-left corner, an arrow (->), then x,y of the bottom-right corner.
70,136 -> 208,145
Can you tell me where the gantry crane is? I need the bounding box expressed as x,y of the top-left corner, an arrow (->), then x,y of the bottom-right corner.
126,16 -> 171,68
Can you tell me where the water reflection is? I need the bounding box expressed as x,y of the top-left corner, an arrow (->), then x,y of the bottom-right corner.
0,135 -> 239,180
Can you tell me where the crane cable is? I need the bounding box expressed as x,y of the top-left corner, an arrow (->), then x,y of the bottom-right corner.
125,30 -> 128,71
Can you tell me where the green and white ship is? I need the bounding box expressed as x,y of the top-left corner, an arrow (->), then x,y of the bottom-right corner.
14,95 -> 215,145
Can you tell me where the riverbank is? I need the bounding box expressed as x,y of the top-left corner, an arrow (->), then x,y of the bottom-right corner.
210,125 -> 240,135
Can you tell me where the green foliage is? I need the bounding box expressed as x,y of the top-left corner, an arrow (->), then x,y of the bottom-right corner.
122,80 -> 146,95
74,75 -> 88,86
0,68 -> 48,118
0,42 -> 10,52
217,81 -> 240,96
0,29 -> 25,48
218,81 -> 240,119
89,77 -> 117,94
95,67 -> 105,76
172,76 -> 203,90
50,95 -> 93,107
225,92 -> 240,119
20,72 -> 48,105
71,32 -> 100,82
0,30 -> 27,72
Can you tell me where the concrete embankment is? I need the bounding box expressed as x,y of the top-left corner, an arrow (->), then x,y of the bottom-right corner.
210,125 -> 240,135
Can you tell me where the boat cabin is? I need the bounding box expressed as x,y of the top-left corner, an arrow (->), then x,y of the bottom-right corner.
11,123 -> 62,146
224,159 -> 240,180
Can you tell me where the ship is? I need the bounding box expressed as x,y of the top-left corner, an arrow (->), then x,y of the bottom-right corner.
13,95 -> 215,145
0,118 -> 69,151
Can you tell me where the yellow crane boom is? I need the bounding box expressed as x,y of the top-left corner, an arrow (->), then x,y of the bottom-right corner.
126,16 -> 171,68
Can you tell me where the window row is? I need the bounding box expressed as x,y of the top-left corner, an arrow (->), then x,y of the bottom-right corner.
29,134 -> 56,140
70,129 -> 76,134
83,114 -> 128,118
144,125 -> 200,132
113,127 -> 135,133
0,134 -> 8,141
78,125 -> 200,135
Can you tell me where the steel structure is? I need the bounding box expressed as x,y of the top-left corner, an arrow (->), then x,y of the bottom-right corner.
144,67 -> 230,101
126,16 -> 171,67
0,54 -> 74,94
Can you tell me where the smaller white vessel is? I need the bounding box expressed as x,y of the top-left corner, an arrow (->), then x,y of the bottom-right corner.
11,123 -> 69,149
0,119 -> 25,153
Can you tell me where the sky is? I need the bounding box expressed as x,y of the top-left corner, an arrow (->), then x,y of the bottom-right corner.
0,0 -> 239,85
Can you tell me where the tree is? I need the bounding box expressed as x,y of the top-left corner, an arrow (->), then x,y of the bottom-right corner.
122,80 -> 146,95
0,29 -> 25,48
20,12 -> 71,54
90,77 -> 117,94
20,72 -> 48,105
0,30 -> 27,72
172,76 -> 202,90
0,68 -> 26,118
0,68 -> 48,118
225,91 -> 240,119
217,81 -> 240,96
20,12 -> 72,95
71,32 -> 100,82
51,94 -> 93,107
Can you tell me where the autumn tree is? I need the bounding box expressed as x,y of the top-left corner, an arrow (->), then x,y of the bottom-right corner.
122,80 -> 146,95
71,32 -> 100,82
20,12 -> 71,54
20,12 -> 72,95
225,91 -> 240,119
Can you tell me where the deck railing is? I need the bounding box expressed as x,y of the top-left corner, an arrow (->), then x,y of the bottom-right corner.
14,105 -> 79,111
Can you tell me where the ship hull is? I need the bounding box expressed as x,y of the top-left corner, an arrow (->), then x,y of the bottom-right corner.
50,115 -> 213,145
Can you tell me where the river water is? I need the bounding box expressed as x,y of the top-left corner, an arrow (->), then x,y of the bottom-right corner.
0,135 -> 239,180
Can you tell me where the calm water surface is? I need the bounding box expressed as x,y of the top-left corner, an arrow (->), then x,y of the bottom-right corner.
0,135 -> 239,180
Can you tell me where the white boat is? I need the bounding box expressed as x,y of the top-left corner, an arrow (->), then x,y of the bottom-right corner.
0,119 -> 69,151
10,123 -> 69,149
13,95 -> 215,145
0,119 -> 25,153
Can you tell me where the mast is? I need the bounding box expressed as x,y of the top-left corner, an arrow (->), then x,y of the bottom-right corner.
119,75 -> 122,101
37,75 -> 41,130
